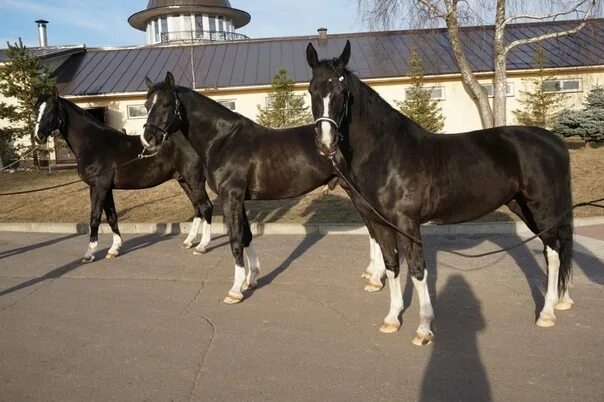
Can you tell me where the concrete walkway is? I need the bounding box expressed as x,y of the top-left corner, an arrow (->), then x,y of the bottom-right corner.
1,230 -> 603,401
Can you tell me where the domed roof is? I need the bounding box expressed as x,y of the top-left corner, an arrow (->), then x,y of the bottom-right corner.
128,0 -> 250,31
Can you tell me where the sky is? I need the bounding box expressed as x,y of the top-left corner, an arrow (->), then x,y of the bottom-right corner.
0,0 -> 363,48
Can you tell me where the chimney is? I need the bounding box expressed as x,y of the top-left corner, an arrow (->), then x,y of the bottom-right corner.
318,27 -> 327,40
35,19 -> 48,47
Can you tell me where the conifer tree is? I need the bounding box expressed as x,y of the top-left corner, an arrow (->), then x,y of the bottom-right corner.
0,39 -> 56,169
395,48 -> 445,133
512,45 -> 568,128
552,85 -> 604,144
256,68 -> 313,128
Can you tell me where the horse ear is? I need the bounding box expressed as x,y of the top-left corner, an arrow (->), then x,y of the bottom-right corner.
165,71 -> 175,88
145,76 -> 154,90
336,40 -> 351,68
52,86 -> 59,98
306,43 -> 319,69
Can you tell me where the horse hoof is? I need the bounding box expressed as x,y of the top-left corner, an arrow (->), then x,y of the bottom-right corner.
242,282 -> 257,291
379,321 -> 400,334
193,248 -> 207,255
81,256 -> 95,264
105,252 -> 118,259
182,242 -> 193,249
412,332 -> 434,346
536,314 -> 556,328
364,281 -> 383,292
555,300 -> 574,311
223,293 -> 243,304
361,271 -> 372,279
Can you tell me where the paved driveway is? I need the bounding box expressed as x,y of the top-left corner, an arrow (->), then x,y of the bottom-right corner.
1,230 -> 603,401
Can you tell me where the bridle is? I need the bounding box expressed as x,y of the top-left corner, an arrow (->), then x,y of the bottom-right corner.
143,92 -> 182,143
313,75 -> 350,157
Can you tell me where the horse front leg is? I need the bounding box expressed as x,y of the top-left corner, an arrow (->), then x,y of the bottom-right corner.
221,188 -> 247,304
194,199 -> 213,255
103,190 -> 122,259
402,224 -> 435,346
178,180 -> 204,249
371,226 -> 403,333
83,185 -> 107,263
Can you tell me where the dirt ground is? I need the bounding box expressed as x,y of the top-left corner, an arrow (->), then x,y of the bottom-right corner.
1,147 -> 602,224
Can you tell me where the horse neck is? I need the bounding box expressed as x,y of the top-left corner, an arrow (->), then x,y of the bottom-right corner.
347,73 -> 424,146
59,99 -> 100,158
180,89 -> 245,155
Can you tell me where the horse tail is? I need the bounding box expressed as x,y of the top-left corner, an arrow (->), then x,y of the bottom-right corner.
557,177 -> 573,297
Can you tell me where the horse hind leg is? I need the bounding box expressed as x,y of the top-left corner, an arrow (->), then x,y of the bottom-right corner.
222,188 -> 248,304
241,209 -> 260,291
194,200 -> 213,255
372,228 -> 403,334
83,186 -> 107,263
103,191 -> 122,259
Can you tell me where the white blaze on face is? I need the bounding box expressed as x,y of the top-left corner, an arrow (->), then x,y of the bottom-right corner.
140,94 -> 158,148
321,94 -> 333,149
34,102 -> 47,140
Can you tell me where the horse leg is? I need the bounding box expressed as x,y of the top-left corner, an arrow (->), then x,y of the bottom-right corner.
194,199 -> 213,255
361,236 -> 376,279
178,180 -> 203,249
371,227 -> 403,334
241,208 -> 260,290
103,190 -> 122,259
221,187 -> 247,304
83,185 -> 107,263
402,224 -> 434,346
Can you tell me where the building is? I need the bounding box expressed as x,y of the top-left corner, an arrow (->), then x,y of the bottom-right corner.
1,1 -> 604,162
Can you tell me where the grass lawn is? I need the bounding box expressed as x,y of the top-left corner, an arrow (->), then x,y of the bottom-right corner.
1,147 -> 602,224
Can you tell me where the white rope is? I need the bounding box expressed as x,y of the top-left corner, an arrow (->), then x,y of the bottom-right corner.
0,147 -> 39,172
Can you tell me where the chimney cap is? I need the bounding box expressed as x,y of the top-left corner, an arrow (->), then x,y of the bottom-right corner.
318,27 -> 328,39
35,19 -> 49,25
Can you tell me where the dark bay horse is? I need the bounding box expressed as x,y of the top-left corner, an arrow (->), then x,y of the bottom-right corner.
306,41 -> 574,345
33,89 -> 213,262
141,72 -> 382,303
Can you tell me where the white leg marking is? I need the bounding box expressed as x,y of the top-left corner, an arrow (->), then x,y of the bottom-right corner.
194,221 -> 212,254
320,94 -> 333,148
362,236 -> 375,278
243,243 -> 261,290
83,241 -> 98,262
106,233 -> 123,258
365,242 -> 385,292
412,270 -> 434,345
34,102 -> 47,140
224,264 -> 246,304
556,288 -> 574,311
184,217 -> 201,248
380,270 -> 403,333
537,247 -> 560,327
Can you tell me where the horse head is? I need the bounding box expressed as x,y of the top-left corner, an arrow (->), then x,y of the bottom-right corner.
33,86 -> 62,144
141,71 -> 183,151
306,40 -> 351,156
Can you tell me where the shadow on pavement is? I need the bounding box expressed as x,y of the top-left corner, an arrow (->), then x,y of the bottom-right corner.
420,275 -> 491,402
0,233 -> 81,261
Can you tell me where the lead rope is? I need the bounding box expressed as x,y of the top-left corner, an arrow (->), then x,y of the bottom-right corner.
328,152 -> 604,258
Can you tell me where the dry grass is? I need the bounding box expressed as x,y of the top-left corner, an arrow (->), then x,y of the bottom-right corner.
1,147 -> 602,224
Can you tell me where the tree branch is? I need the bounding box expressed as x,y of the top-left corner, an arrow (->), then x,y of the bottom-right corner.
504,0 -> 593,25
416,0 -> 448,19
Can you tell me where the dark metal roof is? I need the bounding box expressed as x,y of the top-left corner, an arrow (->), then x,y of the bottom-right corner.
129,0 -> 250,30
0,45 -> 85,64
53,19 -> 604,97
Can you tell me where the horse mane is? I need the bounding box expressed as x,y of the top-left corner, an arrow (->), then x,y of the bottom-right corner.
342,66 -> 429,136
58,96 -> 123,135
174,85 -> 251,126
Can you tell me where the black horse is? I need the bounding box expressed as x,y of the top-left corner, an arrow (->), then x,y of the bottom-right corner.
33,88 -> 213,262
306,41 -> 574,345
141,72 -> 384,304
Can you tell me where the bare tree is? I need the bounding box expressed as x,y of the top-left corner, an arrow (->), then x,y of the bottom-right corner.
358,0 -> 598,128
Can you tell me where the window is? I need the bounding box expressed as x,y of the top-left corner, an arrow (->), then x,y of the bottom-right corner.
160,17 -> 168,34
218,100 -> 236,111
208,15 -> 216,32
406,86 -> 445,101
218,16 -> 224,32
543,78 -> 582,93
481,82 -> 515,97
195,15 -> 203,31
183,14 -> 192,32
154,20 -> 160,43
127,104 -> 147,119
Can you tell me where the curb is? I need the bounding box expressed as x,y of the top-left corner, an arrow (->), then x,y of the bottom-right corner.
1,217 -> 603,236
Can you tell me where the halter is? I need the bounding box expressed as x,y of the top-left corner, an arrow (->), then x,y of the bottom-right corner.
143,94 -> 182,137
314,79 -> 350,156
